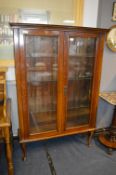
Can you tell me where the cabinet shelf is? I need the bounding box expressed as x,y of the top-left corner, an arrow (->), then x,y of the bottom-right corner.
69,76 -> 92,81
28,106 -> 89,114
30,107 -> 89,117
27,77 -> 91,85
26,55 -> 57,59
69,54 -> 95,58
30,111 -> 56,133
68,106 -> 90,110
27,67 -> 57,72
67,107 -> 90,127
28,80 -> 57,84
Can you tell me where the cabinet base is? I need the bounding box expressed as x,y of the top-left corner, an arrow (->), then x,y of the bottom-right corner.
19,130 -> 94,160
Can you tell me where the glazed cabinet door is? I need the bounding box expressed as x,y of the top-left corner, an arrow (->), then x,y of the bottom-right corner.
64,32 -> 99,130
18,29 -> 63,136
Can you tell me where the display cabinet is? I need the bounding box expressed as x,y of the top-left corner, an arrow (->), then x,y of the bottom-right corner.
10,23 -> 108,159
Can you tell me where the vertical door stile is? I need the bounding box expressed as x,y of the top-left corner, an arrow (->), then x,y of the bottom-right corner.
57,31 -> 66,133
19,29 -> 30,138
89,34 -> 105,128
63,32 -> 69,131
13,28 -> 27,140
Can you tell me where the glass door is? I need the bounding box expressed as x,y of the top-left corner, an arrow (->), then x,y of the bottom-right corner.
64,33 -> 97,129
20,29 -> 62,134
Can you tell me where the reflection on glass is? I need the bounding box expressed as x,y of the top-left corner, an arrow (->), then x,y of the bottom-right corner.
66,37 -> 96,128
25,36 -> 58,133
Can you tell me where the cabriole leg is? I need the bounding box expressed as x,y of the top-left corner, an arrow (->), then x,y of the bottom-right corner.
87,131 -> 94,146
20,143 -> 26,161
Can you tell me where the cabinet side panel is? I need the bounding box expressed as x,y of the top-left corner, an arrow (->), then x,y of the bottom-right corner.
13,28 -> 26,140
90,33 -> 106,128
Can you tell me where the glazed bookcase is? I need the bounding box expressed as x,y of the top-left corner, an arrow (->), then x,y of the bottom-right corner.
10,23 -> 108,159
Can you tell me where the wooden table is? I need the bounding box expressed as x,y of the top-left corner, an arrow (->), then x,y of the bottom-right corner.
0,66 -> 13,175
99,92 -> 116,153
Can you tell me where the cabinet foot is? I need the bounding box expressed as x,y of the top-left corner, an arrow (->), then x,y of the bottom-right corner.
87,131 -> 94,146
20,143 -> 26,161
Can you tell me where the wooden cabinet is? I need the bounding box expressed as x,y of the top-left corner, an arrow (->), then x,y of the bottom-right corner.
10,23 -> 108,156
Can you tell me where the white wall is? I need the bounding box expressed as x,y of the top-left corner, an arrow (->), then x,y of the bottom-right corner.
83,0 -> 99,27
97,0 -> 116,91
96,0 -> 116,129
100,47 -> 116,91
83,0 -> 116,92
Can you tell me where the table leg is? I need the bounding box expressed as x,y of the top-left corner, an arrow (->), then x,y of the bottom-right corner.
4,127 -> 13,175
99,106 -> 116,153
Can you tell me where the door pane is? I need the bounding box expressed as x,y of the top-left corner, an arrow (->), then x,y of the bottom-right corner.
66,37 -> 96,128
25,35 -> 58,133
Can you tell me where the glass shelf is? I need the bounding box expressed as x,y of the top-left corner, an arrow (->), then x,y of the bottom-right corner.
68,106 -> 90,110
68,76 -> 92,81
27,67 -> 57,72
28,80 -> 57,85
66,107 -> 90,128
26,54 -> 57,59
69,54 -> 95,58
29,111 -> 57,133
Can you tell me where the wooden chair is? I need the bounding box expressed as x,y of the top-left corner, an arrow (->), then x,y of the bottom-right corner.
0,68 -> 13,175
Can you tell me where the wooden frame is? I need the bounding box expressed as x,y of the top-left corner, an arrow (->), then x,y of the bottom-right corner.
112,2 -> 116,21
73,0 -> 84,26
0,59 -> 14,68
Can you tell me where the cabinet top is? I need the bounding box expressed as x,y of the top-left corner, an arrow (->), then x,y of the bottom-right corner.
10,23 -> 109,33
